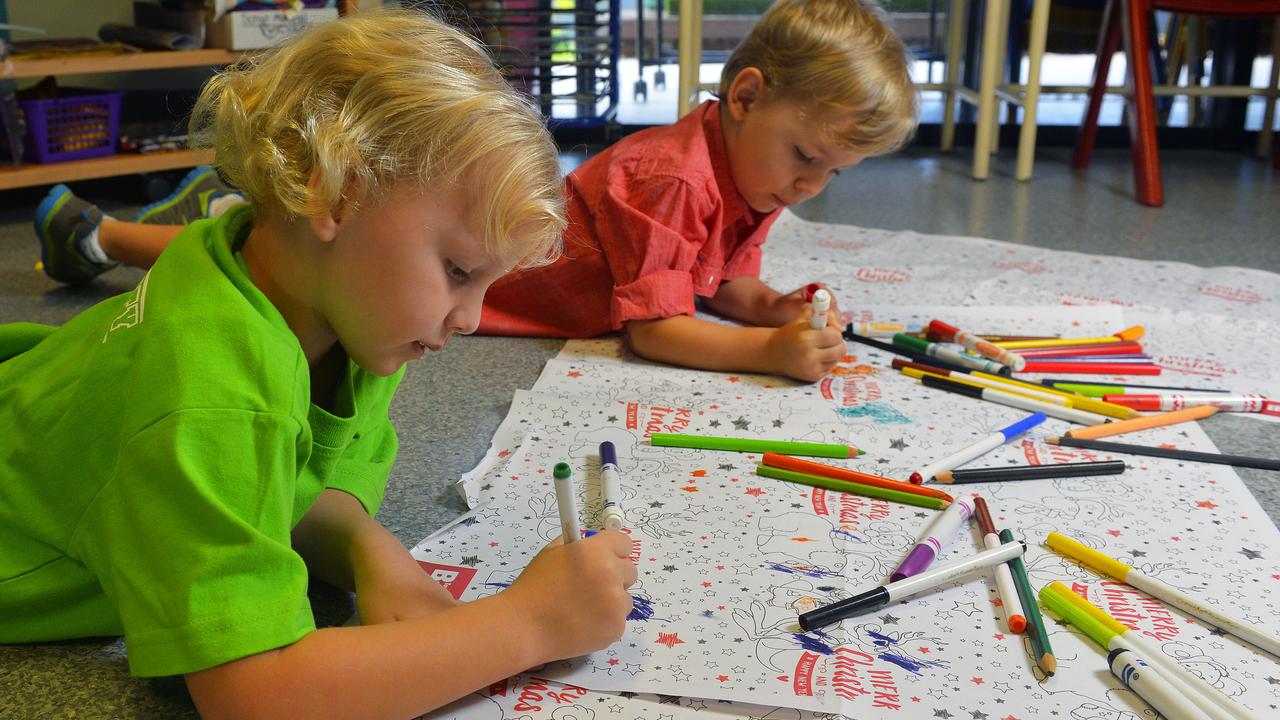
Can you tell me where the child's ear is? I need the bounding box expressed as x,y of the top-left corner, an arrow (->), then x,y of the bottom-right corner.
727,67 -> 766,121
305,170 -> 353,243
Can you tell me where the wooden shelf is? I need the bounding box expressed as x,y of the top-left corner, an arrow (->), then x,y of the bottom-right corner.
3,49 -> 244,80
0,149 -> 214,191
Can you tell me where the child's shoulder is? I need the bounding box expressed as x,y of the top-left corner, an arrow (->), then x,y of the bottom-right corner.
582,102 -> 722,188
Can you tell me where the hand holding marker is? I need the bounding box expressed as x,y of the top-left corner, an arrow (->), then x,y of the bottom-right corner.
809,288 -> 831,329
553,462 -> 580,544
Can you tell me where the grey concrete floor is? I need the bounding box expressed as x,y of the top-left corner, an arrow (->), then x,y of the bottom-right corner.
1,147 -> 1278,718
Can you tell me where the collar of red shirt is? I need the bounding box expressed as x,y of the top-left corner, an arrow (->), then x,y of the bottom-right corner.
699,100 -> 770,229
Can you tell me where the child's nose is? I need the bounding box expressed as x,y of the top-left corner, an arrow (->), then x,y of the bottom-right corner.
448,302 -> 482,336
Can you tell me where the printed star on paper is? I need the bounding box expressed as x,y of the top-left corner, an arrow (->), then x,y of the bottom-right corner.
649,500 -> 665,508
1131,549 -> 1147,557
773,419 -> 784,428
1266,676 -> 1280,685
717,674 -> 730,682
971,712 -> 989,719
880,613 -> 901,625
566,370 -> 582,378
709,420 -> 721,428
655,632 -> 684,648
662,565 -> 678,572
719,463 -> 735,471
890,437 -> 909,450
607,415 -> 618,422
952,601 -> 980,616
1197,499 -> 1219,509
1240,548 -> 1263,560
933,711 -> 954,718
971,676 -> 984,685
732,416 -> 751,430
1106,529 -> 1121,537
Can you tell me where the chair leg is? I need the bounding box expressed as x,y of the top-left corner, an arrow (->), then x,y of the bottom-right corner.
941,0 -> 968,151
1122,0 -> 1162,206
990,0 -> 1011,155
1073,0 -> 1123,169
973,0 -> 1006,179
1016,0 -> 1050,181
1257,18 -> 1279,159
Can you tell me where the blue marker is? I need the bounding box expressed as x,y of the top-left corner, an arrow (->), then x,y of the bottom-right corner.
599,442 -> 625,531
909,413 -> 1046,484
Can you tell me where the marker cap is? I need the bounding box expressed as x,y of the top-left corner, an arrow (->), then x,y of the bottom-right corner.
600,441 -> 617,467
890,544 -> 937,582
999,412 -> 1047,440
893,333 -> 930,353
553,463 -> 571,479
927,319 -> 959,341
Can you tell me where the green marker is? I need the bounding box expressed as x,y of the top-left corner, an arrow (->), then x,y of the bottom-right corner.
755,465 -> 950,510
650,433 -> 861,458
1039,584 -> 1116,648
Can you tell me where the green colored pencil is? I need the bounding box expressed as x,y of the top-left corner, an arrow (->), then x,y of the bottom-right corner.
999,528 -> 1056,677
651,432 -> 861,458
756,465 -> 950,510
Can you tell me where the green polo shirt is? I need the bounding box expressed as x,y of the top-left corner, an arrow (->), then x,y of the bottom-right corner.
0,205 -> 403,676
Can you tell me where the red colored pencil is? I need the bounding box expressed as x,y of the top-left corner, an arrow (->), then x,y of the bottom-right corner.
1021,361 -> 1162,375
760,453 -> 953,502
1014,341 -> 1144,358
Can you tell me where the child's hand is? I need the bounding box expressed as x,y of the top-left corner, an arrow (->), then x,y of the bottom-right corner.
502,531 -> 637,663
774,283 -> 842,328
765,306 -> 846,381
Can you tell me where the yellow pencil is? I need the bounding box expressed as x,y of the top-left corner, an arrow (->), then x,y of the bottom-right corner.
970,371 -> 1137,420
992,326 -> 1145,350
1065,405 -> 1218,440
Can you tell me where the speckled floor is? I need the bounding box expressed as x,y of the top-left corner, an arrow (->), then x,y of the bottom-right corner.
1,146 -> 1276,718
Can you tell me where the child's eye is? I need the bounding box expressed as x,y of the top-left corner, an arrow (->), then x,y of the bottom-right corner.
794,146 -> 814,163
446,260 -> 471,283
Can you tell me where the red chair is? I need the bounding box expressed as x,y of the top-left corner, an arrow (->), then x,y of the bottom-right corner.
1073,1 -> 1280,206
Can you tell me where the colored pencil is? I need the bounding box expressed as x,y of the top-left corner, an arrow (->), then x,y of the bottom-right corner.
992,325 -> 1144,349
651,433 -> 861,458
925,332 -> 1057,343
920,373 -> 1111,425
1047,532 -> 1280,658
1021,361 -> 1162,375
999,528 -> 1055,676
973,497 -> 1026,633
1040,379 -> 1231,395
760,453 -> 953,502
755,465 -> 951,510
970,371 -> 1136,419
935,460 -> 1126,483
907,412 -> 1045,484
1046,435 -> 1280,471
1065,405 -> 1217,440
1014,341 -> 1145,358
1042,582 -> 1260,720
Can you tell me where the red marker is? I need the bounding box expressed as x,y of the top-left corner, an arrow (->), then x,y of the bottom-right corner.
1021,361 -> 1162,375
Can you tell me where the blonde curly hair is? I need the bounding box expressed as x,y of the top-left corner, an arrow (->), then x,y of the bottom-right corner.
190,8 -> 564,267
719,0 -> 918,156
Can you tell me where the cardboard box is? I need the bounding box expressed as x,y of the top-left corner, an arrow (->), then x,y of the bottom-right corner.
207,8 -> 339,51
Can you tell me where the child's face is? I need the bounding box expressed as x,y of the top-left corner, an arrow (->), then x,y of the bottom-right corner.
318,179 -> 513,377
724,90 -> 868,214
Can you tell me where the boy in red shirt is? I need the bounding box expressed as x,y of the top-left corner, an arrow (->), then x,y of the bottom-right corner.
480,0 -> 917,381
35,0 -> 915,382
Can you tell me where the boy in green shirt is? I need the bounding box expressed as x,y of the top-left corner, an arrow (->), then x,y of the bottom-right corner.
0,10 -> 636,718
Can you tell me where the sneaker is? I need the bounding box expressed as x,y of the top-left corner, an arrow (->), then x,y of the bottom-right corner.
34,185 -> 117,285
134,165 -> 243,225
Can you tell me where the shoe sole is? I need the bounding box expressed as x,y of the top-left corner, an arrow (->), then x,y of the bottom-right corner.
34,184 -> 74,280
134,165 -> 214,223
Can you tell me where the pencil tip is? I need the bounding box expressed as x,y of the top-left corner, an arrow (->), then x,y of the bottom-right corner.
1045,436 -> 1061,445
1040,654 -> 1057,675
934,472 -> 953,484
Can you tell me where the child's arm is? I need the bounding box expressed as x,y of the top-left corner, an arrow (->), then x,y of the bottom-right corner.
291,489 -> 458,624
703,276 -> 842,328
186,532 -> 637,720
627,310 -> 845,382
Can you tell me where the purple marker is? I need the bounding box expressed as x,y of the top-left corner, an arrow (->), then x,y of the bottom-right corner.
890,497 -> 974,582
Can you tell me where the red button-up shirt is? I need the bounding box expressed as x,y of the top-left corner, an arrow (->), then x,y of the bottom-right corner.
479,100 -> 782,337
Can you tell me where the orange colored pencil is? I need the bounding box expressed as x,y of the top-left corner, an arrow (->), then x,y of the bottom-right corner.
760,453 -> 953,502
1064,405 -> 1218,440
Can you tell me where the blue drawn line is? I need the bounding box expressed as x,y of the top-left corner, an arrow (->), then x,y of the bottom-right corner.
628,595 -> 657,621
765,562 -> 842,579
867,630 -> 898,647
833,528 -> 866,543
792,631 -> 837,655
879,651 -> 949,675
484,581 -> 511,589
836,402 -> 912,424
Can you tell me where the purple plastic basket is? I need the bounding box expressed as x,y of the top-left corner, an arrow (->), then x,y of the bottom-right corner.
19,90 -> 125,163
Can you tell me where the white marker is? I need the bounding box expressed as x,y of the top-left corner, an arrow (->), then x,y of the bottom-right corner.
809,289 -> 831,329
910,412 -> 1046,484
1109,649 -> 1213,720
799,540 -> 1026,630
599,441 -> 626,531
552,463 -> 580,544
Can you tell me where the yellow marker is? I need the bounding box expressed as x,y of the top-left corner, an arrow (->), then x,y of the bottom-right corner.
1047,531 -> 1280,658
1043,579 -> 1133,635
971,371 -> 1136,420
992,326 -> 1145,349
